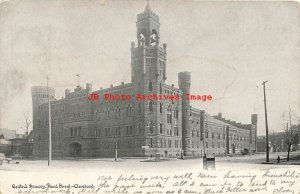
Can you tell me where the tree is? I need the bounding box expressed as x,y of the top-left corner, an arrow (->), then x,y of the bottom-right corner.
17,112 -> 32,158
282,110 -> 299,161
18,112 -> 32,136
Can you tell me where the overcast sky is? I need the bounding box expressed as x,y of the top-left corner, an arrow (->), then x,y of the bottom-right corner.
0,0 -> 299,135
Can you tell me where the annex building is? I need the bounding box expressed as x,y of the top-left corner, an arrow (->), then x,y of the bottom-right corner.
31,2 -> 257,158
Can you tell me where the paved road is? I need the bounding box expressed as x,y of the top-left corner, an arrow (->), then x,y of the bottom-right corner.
0,151 -> 299,173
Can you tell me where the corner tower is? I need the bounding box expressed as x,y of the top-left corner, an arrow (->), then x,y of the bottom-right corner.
251,114 -> 258,152
131,1 -> 167,92
178,72 -> 191,155
130,2 -> 168,156
31,86 -> 55,131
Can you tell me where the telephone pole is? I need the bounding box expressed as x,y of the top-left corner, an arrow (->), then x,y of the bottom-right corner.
47,76 -> 52,166
262,80 -> 269,162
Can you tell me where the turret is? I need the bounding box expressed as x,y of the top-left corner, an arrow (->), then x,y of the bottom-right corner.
178,71 -> 191,155
31,86 -> 55,130
251,114 -> 258,151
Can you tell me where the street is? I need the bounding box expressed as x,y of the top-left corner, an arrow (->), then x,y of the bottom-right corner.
0,152 -> 299,173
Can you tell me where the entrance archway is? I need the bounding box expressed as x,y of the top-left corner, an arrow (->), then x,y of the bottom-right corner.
68,142 -> 82,157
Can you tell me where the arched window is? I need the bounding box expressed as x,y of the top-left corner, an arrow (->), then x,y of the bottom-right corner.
139,33 -> 145,46
105,108 -> 110,119
138,123 -> 143,134
150,29 -> 158,46
115,106 -> 121,119
148,101 -> 153,112
148,81 -> 153,91
174,107 -> 179,118
126,104 -> 132,117
159,103 -> 163,114
148,122 -> 153,134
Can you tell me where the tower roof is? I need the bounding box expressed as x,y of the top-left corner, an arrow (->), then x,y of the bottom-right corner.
144,0 -> 151,13
137,0 -> 159,22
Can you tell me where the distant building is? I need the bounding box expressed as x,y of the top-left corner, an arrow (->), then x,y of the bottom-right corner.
0,128 -> 16,155
31,2 -> 257,158
257,124 -> 300,152
0,128 -> 16,139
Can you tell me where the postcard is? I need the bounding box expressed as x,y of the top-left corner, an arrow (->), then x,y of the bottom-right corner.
0,0 -> 299,193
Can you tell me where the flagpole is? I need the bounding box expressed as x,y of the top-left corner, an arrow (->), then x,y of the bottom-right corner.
47,75 -> 52,166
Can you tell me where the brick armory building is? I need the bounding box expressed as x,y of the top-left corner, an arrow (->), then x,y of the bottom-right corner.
31,3 -> 257,158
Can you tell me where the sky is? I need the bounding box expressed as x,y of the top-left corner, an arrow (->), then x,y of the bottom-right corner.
0,0 -> 299,135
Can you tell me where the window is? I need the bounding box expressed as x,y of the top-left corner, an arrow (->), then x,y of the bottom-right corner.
160,123 -> 163,134
126,126 -> 133,135
149,81 -> 153,91
218,133 -> 221,139
212,142 -> 214,148
70,127 -> 81,137
146,58 -> 151,65
192,131 -> 194,137
167,114 -> 172,124
115,127 -> 121,136
218,142 -> 220,148
186,82 -> 190,88
159,83 -> 162,94
150,138 -> 153,147
138,123 -> 142,134
105,127 -> 111,136
168,140 -> 172,148
212,132 -> 215,139
95,128 -> 101,137
105,108 -> 110,119
149,101 -> 153,112
197,131 -> 200,137
78,127 -> 81,136
115,106 -> 121,119
174,127 -> 178,136
149,124 -> 153,134
126,104 -> 132,117
138,103 -> 142,113
205,132 -> 208,138
70,128 -> 73,137
206,142 -> 208,148
174,108 -> 179,118
159,103 -> 163,114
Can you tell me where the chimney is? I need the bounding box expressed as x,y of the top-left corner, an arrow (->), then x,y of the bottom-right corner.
218,113 -> 222,118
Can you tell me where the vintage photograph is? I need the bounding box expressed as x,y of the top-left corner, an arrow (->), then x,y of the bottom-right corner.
0,0 -> 299,193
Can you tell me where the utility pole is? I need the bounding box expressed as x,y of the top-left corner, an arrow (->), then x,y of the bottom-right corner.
262,80 -> 269,162
47,75 -> 52,166
201,110 -> 206,157
76,74 -> 80,87
115,139 -> 118,161
287,108 -> 292,161
272,130 -> 274,153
